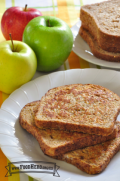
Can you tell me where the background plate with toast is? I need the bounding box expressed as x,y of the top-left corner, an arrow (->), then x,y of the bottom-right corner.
71,21 -> 120,69
0,69 -> 120,181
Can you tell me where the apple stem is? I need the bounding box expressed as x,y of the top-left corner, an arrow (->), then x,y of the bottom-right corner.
9,33 -> 14,52
24,4 -> 27,11
47,19 -> 51,27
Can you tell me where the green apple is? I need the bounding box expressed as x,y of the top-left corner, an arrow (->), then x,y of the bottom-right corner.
22,16 -> 73,72
0,40 -> 37,94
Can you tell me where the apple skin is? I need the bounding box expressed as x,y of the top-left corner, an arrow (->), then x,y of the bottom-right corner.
0,40 -> 37,94
22,16 -> 73,72
1,6 -> 42,41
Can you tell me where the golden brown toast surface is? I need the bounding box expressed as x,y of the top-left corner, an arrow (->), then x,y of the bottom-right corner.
35,84 -> 120,136
19,100 -> 120,157
80,0 -> 120,53
54,136 -> 120,174
79,26 -> 120,62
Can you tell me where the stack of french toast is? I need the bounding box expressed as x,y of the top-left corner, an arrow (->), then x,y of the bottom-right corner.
19,83 -> 120,175
79,0 -> 120,62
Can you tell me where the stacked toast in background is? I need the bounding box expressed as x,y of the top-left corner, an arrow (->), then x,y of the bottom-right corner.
19,83 -> 120,175
79,0 -> 120,62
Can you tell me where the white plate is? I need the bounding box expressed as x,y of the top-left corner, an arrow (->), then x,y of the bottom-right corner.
71,21 -> 120,69
0,69 -> 120,181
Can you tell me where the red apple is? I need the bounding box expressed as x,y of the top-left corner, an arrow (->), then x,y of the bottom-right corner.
1,5 -> 42,41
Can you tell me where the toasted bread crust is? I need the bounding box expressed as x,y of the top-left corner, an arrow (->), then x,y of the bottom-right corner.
80,0 -> 120,53
35,84 -> 120,136
79,26 -> 120,62
19,100 -> 120,157
54,137 -> 120,174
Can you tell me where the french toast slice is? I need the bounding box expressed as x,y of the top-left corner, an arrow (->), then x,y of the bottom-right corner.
54,136 -> 120,174
80,0 -> 120,53
19,100 -> 120,157
34,84 -> 120,136
79,26 -> 120,62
